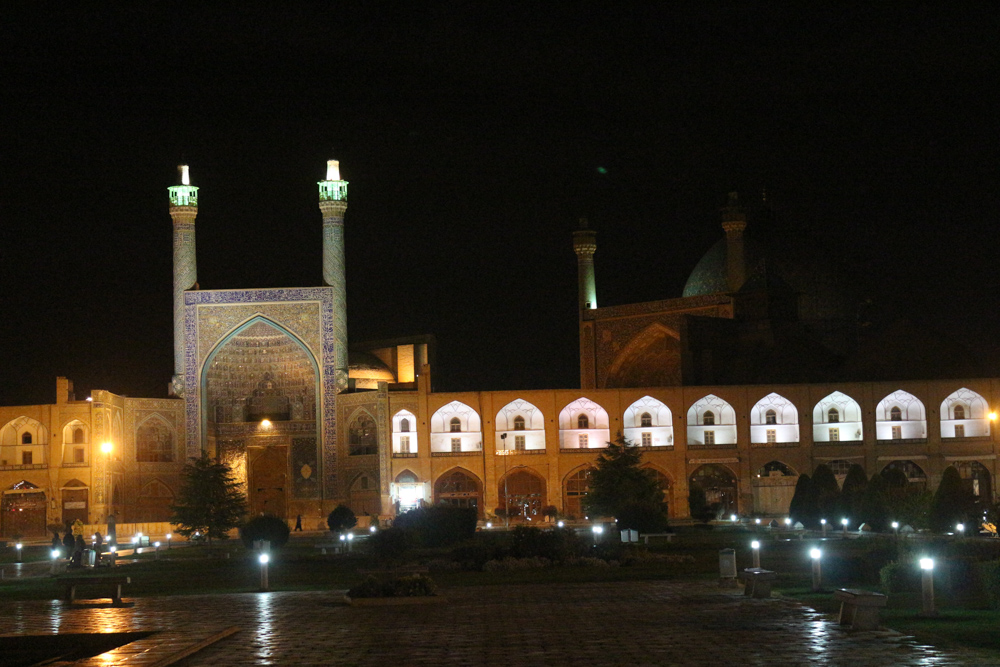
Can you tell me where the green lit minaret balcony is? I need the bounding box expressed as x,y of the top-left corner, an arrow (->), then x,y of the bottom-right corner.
318,159 -> 348,201
168,165 -> 199,206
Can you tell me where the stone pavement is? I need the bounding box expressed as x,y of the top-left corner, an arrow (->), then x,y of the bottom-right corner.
1,581 -> 997,666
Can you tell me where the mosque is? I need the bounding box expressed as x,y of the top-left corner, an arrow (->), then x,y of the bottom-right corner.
2,162 -> 997,537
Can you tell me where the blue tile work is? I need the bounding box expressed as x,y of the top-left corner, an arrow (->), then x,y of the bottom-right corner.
184,287 -> 339,497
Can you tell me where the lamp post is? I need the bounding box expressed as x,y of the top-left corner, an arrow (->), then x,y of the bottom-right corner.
751,540 -> 761,569
821,518 -> 827,538
841,518 -> 849,536
259,553 -> 270,591
891,521 -> 899,535
50,549 -> 61,575
592,524 -> 604,545
920,558 -> 936,615
956,523 -> 965,537
810,548 -> 823,591
154,542 -> 161,560
500,432 -> 509,528
101,441 -> 113,521
166,533 -> 172,550
15,543 -> 22,564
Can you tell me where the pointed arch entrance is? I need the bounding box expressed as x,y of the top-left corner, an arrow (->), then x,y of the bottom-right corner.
689,464 -> 738,518
434,468 -> 482,517
250,447 -> 287,517
2,481 -> 47,538
498,468 -> 547,520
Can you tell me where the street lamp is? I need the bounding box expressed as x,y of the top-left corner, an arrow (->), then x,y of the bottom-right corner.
259,553 -> 270,591
956,523 -> 965,536
821,518 -> 827,538
166,533 -> 172,550
751,540 -> 761,569
920,558 -> 936,615
101,441 -> 113,520
810,548 -> 823,591
154,541 -> 161,560
891,521 -> 899,534
841,518 -> 849,536
500,432 -> 509,528
592,524 -> 604,544
15,543 -> 22,563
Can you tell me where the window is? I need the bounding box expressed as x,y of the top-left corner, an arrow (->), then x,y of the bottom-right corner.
451,437 -> 461,453
137,422 -> 175,462
400,435 -> 411,453
21,432 -> 32,445
890,406 -> 902,421
74,447 -> 85,463
765,410 -> 777,425
640,412 -> 652,427
704,430 -> 715,445
349,414 -> 378,455
73,428 -> 85,443
703,411 -> 715,426
514,435 -> 526,450
892,425 -> 902,440
829,428 -> 840,442
400,418 -> 410,433
955,424 -> 965,438
828,408 -> 840,423
450,417 -> 462,433
954,405 -> 966,420
22,451 -> 32,465
577,414 -> 589,429
579,434 -> 589,448
641,432 -> 652,446
513,416 -> 526,431
766,429 -> 776,444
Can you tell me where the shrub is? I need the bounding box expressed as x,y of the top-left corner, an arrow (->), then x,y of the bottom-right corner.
394,506 -> 477,547
347,574 -> 438,598
240,514 -> 291,549
880,561 -> 920,593
483,556 -> 551,572
368,527 -> 414,563
977,562 -> 1000,609
617,500 -> 670,533
327,505 -> 357,533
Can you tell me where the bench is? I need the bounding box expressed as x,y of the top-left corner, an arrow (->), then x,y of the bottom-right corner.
742,568 -> 776,598
60,576 -> 132,606
834,588 -> 887,630
641,533 -> 675,545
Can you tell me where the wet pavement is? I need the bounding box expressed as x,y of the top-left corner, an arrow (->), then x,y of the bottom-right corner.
1,580 -> 997,665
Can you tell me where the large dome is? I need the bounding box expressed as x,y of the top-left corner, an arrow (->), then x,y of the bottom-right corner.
348,350 -> 396,386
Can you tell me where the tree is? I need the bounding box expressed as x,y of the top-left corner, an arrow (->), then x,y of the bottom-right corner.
170,453 -> 247,545
930,465 -> 977,533
812,464 -> 841,523
582,434 -> 668,530
788,473 -> 818,528
839,464 -> 868,520
857,473 -> 889,531
327,504 -> 357,534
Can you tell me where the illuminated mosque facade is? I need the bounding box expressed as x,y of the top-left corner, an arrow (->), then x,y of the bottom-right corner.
2,162 -> 998,537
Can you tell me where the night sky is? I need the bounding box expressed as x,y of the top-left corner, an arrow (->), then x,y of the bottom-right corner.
2,5 -> 998,406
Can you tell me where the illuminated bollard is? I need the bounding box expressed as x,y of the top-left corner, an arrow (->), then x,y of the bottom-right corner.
557,520 -> 565,529
15,543 -> 22,564
50,549 -> 61,575
956,523 -> 965,537
821,519 -> 827,538
592,524 -> 604,545
719,548 -> 737,588
920,558 -> 936,616
154,542 -> 161,561
751,540 -> 761,569
346,533 -> 354,553
166,533 -> 172,550
259,553 -> 270,592
841,518 -> 849,536
891,521 -> 899,536
730,514 -> 738,524
109,546 -> 117,568
810,548 -> 823,592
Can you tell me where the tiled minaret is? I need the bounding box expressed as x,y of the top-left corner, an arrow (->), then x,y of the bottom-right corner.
722,192 -> 748,292
168,165 -> 199,397
318,159 -> 350,393
573,218 -> 598,389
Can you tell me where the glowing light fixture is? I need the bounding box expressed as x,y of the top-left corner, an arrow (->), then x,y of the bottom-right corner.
784,518 -> 792,526
557,520 -> 565,528
920,557 -> 934,571
956,523 -> 965,534
810,548 -> 822,560
101,441 -> 113,454
730,514 -> 737,522
260,419 -> 272,429
259,553 -> 270,565
318,159 -> 348,201
168,165 -> 199,206
751,540 -> 761,568
991,412 -> 998,421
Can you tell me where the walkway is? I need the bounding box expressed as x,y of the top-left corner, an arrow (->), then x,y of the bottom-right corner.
0,581 -> 994,665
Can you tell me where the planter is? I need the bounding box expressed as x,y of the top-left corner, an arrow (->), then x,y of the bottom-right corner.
344,594 -> 447,606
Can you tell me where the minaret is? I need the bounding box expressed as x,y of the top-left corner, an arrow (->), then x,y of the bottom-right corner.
572,218 -> 598,311
573,219 -> 598,389
168,165 -> 199,397
318,159 -> 350,393
721,191 -> 748,292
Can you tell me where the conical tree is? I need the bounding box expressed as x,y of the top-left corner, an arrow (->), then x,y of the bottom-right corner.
788,473 -> 819,528
582,434 -> 667,531
930,465 -> 976,533
812,464 -> 841,524
839,464 -> 868,520
170,453 -> 247,545
857,473 -> 889,531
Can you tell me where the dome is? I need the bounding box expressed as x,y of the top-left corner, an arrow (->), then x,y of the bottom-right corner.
348,350 -> 396,383
682,238 -> 729,297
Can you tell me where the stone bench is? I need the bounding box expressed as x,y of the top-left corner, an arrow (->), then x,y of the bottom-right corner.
742,568 -> 776,598
834,588 -> 887,630
641,533 -> 675,545
60,575 -> 131,606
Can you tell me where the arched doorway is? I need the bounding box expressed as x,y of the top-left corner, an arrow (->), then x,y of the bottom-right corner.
349,473 -> 379,516
563,467 -> 593,519
689,464 -> 738,518
498,469 -> 546,520
61,479 -> 90,526
954,460 -> 993,502
250,448 -> 287,517
2,481 -> 47,538
752,461 -> 798,515
434,469 -> 482,517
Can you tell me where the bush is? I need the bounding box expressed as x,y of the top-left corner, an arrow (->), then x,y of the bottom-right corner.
327,505 -> 357,533
347,574 -> 438,598
240,514 -> 291,549
977,562 -> 1000,609
880,560 -> 920,593
617,500 -> 670,533
483,556 -> 551,571
368,527 -> 414,562
394,506 -> 477,547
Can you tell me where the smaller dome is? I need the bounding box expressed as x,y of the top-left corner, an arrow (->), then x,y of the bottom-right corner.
348,351 -> 396,382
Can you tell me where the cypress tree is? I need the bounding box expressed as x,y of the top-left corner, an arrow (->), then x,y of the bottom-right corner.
930,465 -> 976,533
812,464 -> 841,524
857,473 -> 889,531
840,464 -> 868,520
789,473 -> 819,528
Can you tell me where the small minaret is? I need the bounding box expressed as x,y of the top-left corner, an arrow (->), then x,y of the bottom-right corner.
572,218 -> 598,311
721,192 -> 748,292
168,165 -> 199,397
318,159 -> 350,393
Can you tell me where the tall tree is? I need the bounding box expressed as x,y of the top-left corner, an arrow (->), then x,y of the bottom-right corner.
788,473 -> 819,528
839,464 -> 868,521
170,454 -> 247,545
857,473 -> 889,531
582,434 -> 668,532
812,464 -> 841,523
930,465 -> 977,533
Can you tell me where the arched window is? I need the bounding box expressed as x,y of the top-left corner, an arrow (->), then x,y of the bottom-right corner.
703,411 -> 715,426
21,432 -> 32,445
954,405 -> 966,420
400,418 -> 410,433
449,417 -> 462,433
349,414 -> 378,456
765,409 -> 777,425
73,428 -> 85,444
827,408 -> 839,423
513,416 -> 526,431
137,420 -> 175,462
564,468 -> 592,518
890,406 -> 902,421
577,414 -> 589,429
640,412 -> 652,427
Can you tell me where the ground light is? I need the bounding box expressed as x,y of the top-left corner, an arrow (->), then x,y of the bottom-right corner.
15,543 -> 22,563
592,525 -> 604,545
259,553 -> 270,591
920,558 -> 936,615
810,548 -> 822,591
891,521 -> 899,534
50,549 -> 60,575
730,514 -> 737,523
109,546 -> 116,567
346,533 -> 354,553
369,525 -> 377,533
841,518 -> 849,536
751,540 -> 761,569
166,533 -> 172,549
821,519 -> 827,538
557,520 -> 565,528
154,542 -> 161,560
784,517 -> 792,527
486,522 -> 493,529
956,523 -> 965,536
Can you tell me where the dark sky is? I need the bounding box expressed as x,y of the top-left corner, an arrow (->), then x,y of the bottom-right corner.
2,4 -> 998,406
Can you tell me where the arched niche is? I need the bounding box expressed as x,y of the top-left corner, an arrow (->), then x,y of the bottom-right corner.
953,460 -> 993,501
498,467 -> 547,520
880,459 -> 928,494
940,388 -> 990,438
604,322 -> 682,388
558,398 -> 610,450
136,414 -> 176,463
0,417 -> 48,466
813,391 -> 863,442
391,469 -> 425,513
623,396 -> 674,448
686,395 -> 737,447
434,467 -> 482,517
495,399 -> 546,452
749,393 -> 799,444
752,460 -> 799,515
562,466 -> 594,519
347,409 -> 378,456
62,419 -> 89,465
875,390 -> 926,440
689,464 -> 738,517
430,401 -> 482,454
392,409 -> 418,455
